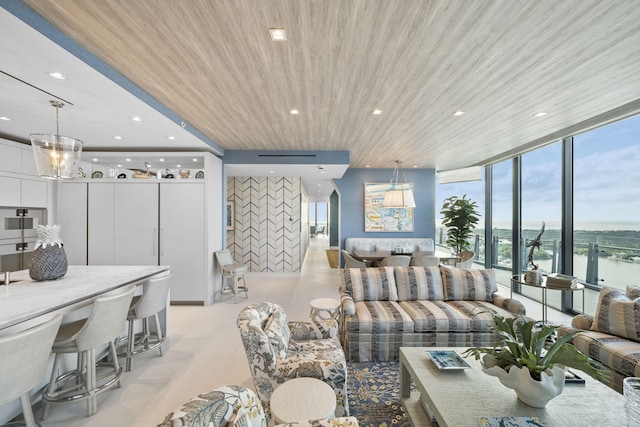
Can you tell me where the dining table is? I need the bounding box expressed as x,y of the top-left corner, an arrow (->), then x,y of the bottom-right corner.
350,249 -> 460,266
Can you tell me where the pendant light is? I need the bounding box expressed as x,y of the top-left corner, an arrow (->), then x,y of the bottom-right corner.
382,160 -> 416,208
30,100 -> 83,180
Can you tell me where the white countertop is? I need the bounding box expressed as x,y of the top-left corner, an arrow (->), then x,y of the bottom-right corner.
0,265 -> 170,330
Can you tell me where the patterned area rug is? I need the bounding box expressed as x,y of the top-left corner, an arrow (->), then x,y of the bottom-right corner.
347,362 -> 411,427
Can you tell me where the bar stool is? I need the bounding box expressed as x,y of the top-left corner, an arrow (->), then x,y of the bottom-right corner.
0,315 -> 62,427
42,284 -> 136,418
214,249 -> 248,303
121,271 -> 172,371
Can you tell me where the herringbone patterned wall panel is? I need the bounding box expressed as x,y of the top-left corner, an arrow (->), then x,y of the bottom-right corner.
227,177 -> 304,272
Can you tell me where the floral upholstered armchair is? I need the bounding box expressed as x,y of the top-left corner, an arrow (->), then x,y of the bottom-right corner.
157,384 -> 359,427
236,302 -> 349,419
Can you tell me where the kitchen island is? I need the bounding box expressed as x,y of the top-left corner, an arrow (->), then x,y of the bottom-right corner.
0,265 -> 170,331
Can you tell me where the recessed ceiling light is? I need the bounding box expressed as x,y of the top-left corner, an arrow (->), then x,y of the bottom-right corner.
130,116 -> 142,122
48,72 -> 66,80
167,136 -> 176,140
159,158 -> 165,162
192,158 -> 198,162
269,170 -> 275,174
125,158 -> 131,162
269,28 -> 287,41
372,109 -> 383,115
453,111 -> 465,116
317,184 -> 322,187
365,165 -> 370,168
0,116 -> 10,121
113,136 -> 122,140
533,112 -> 547,117
413,165 -> 418,168
290,109 -> 300,115
117,164 -> 122,168
92,158 -> 98,162
176,164 -> 182,168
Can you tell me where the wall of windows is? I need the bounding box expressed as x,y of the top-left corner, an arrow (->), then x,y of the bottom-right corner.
437,113 -> 640,316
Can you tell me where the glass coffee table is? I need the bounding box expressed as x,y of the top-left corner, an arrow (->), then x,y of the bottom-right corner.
399,347 -> 624,426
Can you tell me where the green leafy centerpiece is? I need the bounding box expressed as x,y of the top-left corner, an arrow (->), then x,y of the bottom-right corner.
464,313 -> 606,408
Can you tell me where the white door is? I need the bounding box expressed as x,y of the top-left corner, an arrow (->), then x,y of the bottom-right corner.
160,183 -> 205,302
88,183 -> 115,265
114,183 -> 159,265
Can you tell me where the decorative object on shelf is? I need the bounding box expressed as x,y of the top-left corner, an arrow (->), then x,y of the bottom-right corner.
440,194 -> 480,254
91,170 -> 103,179
195,170 -> 204,179
107,165 -> 118,179
382,160 -> 415,208
132,161 -> 152,178
30,100 -> 83,180
29,224 -> 68,281
77,167 -> 86,178
525,222 -> 545,284
117,173 -> 127,179
179,169 -> 190,179
464,313 -> 607,408
165,168 -> 175,179
364,182 -> 414,232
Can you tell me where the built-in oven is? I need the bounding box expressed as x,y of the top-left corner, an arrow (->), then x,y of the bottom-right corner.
0,207 -> 46,274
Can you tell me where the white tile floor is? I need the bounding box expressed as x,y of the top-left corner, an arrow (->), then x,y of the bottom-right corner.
35,237 -> 572,426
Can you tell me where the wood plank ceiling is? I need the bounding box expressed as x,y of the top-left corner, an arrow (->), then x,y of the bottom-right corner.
19,0 -> 640,170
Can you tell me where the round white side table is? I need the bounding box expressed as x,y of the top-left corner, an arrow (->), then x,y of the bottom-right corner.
309,298 -> 341,323
270,377 -> 336,424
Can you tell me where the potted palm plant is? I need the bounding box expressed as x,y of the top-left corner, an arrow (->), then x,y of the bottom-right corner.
440,194 -> 480,254
464,313 -> 607,408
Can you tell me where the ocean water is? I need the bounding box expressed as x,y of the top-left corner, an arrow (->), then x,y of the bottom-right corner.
491,220 -> 640,231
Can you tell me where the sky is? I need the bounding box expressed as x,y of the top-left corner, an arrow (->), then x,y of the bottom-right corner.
436,114 -> 640,229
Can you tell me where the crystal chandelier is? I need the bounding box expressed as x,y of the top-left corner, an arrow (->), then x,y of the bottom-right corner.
30,100 -> 83,180
382,160 -> 416,208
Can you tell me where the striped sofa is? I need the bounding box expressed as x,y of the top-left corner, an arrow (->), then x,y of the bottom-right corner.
339,266 -> 526,362
559,286 -> 640,394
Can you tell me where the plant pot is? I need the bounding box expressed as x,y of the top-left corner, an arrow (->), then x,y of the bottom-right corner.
29,245 -> 68,281
481,354 -> 565,408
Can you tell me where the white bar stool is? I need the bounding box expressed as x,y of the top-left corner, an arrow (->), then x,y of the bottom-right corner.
215,249 -> 248,303
270,378 -> 336,424
0,315 -> 62,427
120,271 -> 172,371
42,284 -> 136,418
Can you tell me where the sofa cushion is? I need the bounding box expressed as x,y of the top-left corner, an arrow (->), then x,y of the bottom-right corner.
346,301 -> 414,333
592,287 -> 640,342
627,285 -> 640,300
571,329 -> 640,379
342,267 -> 398,302
264,309 -> 290,358
398,301 -> 470,332
440,266 -> 497,301
394,266 -> 444,301
445,300 -> 520,331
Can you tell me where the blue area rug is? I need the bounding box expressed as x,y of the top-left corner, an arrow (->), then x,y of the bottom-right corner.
347,362 -> 411,427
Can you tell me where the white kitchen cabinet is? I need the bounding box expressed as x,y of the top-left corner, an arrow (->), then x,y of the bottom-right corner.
20,149 -> 39,176
20,178 -> 47,207
88,183 -> 115,265
0,176 -> 21,206
0,142 -> 22,173
114,183 -> 159,266
160,182 -> 205,302
57,182 -> 87,265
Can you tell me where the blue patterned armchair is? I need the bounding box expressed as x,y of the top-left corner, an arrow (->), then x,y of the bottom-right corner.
157,384 -> 358,427
237,302 -> 348,418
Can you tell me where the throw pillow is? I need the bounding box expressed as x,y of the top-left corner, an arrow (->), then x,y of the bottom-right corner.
341,266 -> 398,301
440,266 -> 497,302
395,266 -> 444,301
627,285 -> 640,300
264,310 -> 291,358
592,287 -> 640,342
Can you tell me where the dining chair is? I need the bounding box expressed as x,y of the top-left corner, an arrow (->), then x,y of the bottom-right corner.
409,255 -> 440,267
378,255 -> 411,267
455,251 -> 475,268
341,250 -> 368,268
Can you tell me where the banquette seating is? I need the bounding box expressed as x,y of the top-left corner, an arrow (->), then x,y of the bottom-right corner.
344,237 -> 435,255
339,265 -> 527,362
